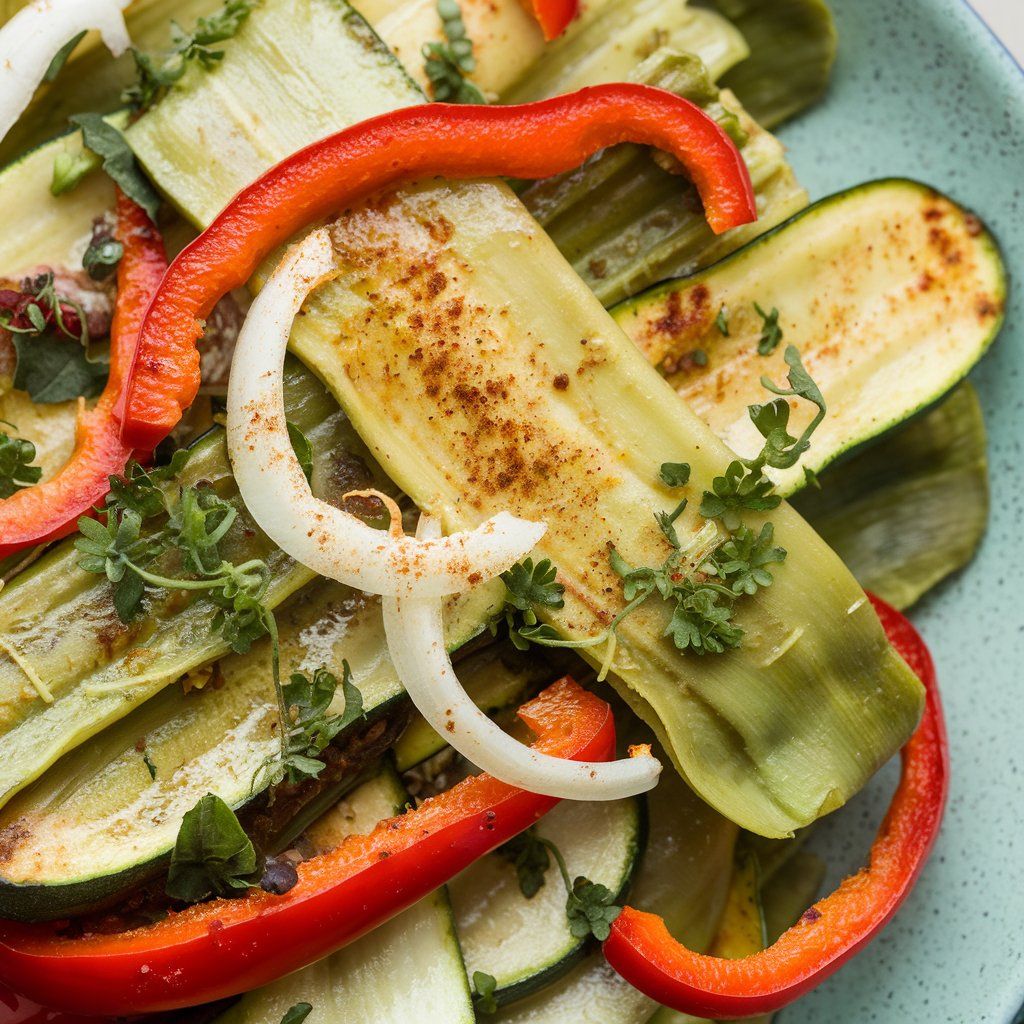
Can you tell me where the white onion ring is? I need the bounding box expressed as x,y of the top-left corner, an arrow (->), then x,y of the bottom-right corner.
0,0 -> 131,145
380,515 -> 662,801
226,228 -> 546,596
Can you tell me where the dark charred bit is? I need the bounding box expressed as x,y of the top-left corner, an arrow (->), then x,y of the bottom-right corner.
260,856 -> 299,895
553,373 -> 570,391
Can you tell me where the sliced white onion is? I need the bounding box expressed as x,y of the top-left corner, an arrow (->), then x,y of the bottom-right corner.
382,516 -> 662,801
226,228 -> 546,597
0,0 -> 131,145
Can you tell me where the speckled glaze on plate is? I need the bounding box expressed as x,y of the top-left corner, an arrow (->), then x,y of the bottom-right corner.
771,2 -> 1024,1022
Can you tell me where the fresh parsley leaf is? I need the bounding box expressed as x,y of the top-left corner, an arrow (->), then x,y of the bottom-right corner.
75,509 -> 154,620
287,421 -> 314,483
715,305 -> 729,336
166,485 -> 238,574
699,460 -> 780,532
497,557 -> 565,650
664,582 -> 744,655
704,523 -> 786,596
659,462 -> 691,488
753,302 -> 782,356
279,1004 -> 312,1024
423,0 -> 485,103
472,971 -> 499,1015
105,450 -> 192,521
258,663 -> 365,788
124,0 -> 260,109
0,430 -> 42,498
498,828 -> 552,899
166,793 -> 258,903
759,345 -> 827,467
83,238 -> 124,281
566,876 -> 622,941
278,1005 -> 312,1024
44,30 -> 87,82
69,114 -> 161,221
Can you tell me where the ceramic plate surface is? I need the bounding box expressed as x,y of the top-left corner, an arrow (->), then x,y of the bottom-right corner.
773,2 -> 1023,1021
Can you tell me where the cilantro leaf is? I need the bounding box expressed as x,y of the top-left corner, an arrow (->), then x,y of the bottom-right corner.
472,972 -> 498,1015
498,828 -> 552,898
705,523 -> 786,596
279,1004 -> 312,1024
566,876 -> 622,941
659,462 -> 691,487
0,430 -> 42,498
69,114 -> 161,221
258,663 -> 365,788
165,793 -> 258,902
754,303 -> 782,356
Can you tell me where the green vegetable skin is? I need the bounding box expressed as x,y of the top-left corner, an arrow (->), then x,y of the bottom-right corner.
493,764 -> 737,1023
0,361 -> 380,811
793,383 -> 989,611
126,0 -> 923,839
450,795 -> 644,1005
518,48 -> 808,306
214,765 -> 476,1024
613,178 -> 1006,495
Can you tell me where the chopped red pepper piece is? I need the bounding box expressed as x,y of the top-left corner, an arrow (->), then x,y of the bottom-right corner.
120,85 -> 757,451
528,0 -> 578,40
0,191 -> 167,558
0,676 -> 615,1015
602,593 -> 949,1019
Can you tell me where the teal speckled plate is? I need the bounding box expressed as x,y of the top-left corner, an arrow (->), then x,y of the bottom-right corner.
773,2 -> 1024,1022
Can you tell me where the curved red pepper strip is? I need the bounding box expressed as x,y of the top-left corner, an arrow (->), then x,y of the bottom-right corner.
0,191 -> 167,559
0,676 -> 615,1015
120,84 -> 756,451
529,0 -> 578,39
602,593 -> 949,1019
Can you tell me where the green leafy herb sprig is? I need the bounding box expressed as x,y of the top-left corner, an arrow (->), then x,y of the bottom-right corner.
494,557 -> 565,651
0,428 -> 42,499
754,302 -> 783,356
165,793 -> 259,903
256,663 -> 366,789
124,0 -> 261,110
423,0 -> 485,103
700,345 -> 826,531
499,829 -> 622,941
75,452 -> 283,725
472,971 -> 499,1015
496,346 -> 824,663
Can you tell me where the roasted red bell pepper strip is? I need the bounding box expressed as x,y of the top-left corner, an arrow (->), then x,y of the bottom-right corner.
528,0 -> 578,39
120,84 -> 756,450
0,676 -> 615,1015
602,593 -> 949,1020
0,191 -> 167,558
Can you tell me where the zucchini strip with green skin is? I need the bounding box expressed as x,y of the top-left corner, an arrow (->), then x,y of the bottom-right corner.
450,794 -> 645,1007
613,178 -> 1005,495
126,0 -> 923,838
213,764 -> 476,1024
0,360 -> 385,812
491,764 -> 737,1023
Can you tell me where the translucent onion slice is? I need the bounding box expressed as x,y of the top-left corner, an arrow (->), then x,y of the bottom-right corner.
0,0 -> 131,145
226,228 -> 546,597
381,515 -> 663,801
